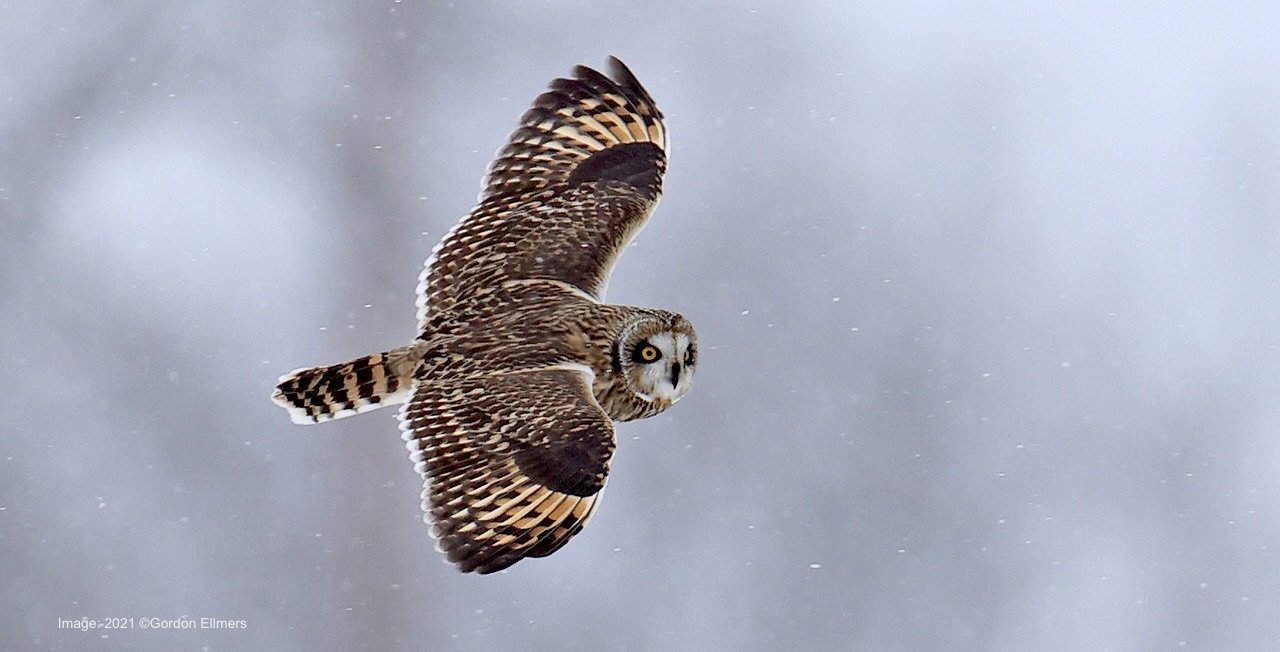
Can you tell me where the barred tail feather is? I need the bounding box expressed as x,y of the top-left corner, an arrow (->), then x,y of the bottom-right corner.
272,346 -> 418,424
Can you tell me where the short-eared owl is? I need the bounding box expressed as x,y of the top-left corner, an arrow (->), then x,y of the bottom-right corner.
272,58 -> 696,574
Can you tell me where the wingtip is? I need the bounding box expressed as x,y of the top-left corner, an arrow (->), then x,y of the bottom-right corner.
572,55 -> 641,92
605,55 -> 638,85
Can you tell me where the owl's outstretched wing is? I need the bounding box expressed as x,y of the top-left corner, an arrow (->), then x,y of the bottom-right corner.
399,365 -> 615,574
417,56 -> 668,328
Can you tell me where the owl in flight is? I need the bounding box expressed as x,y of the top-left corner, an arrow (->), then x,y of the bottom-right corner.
272,58 -> 696,573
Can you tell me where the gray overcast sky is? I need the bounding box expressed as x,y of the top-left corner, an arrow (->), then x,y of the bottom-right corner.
4,1 -> 1279,650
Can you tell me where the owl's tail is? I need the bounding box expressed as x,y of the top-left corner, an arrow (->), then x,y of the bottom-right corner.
272,344 -> 420,424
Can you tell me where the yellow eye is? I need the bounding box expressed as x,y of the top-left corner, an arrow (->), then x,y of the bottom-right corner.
636,344 -> 660,363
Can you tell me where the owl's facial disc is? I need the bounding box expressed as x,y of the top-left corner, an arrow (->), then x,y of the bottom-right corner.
628,330 -> 695,403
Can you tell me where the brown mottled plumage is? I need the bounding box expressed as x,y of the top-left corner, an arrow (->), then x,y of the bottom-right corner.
271,57 -> 697,574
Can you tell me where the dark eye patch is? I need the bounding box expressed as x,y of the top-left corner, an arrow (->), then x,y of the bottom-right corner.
632,342 -> 660,363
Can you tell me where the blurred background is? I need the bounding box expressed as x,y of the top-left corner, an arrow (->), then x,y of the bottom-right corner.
4,1 -> 1279,649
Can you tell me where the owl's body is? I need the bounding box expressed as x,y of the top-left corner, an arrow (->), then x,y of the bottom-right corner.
272,58 -> 697,574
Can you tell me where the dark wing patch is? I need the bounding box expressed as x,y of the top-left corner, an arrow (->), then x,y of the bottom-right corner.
417,57 -> 668,326
399,367 -> 615,574
567,141 -> 664,189
513,439 -> 609,496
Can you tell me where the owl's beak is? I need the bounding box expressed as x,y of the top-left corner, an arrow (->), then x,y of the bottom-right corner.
669,362 -> 681,388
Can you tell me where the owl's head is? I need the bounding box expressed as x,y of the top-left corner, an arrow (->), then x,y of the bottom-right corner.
617,312 -> 697,406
